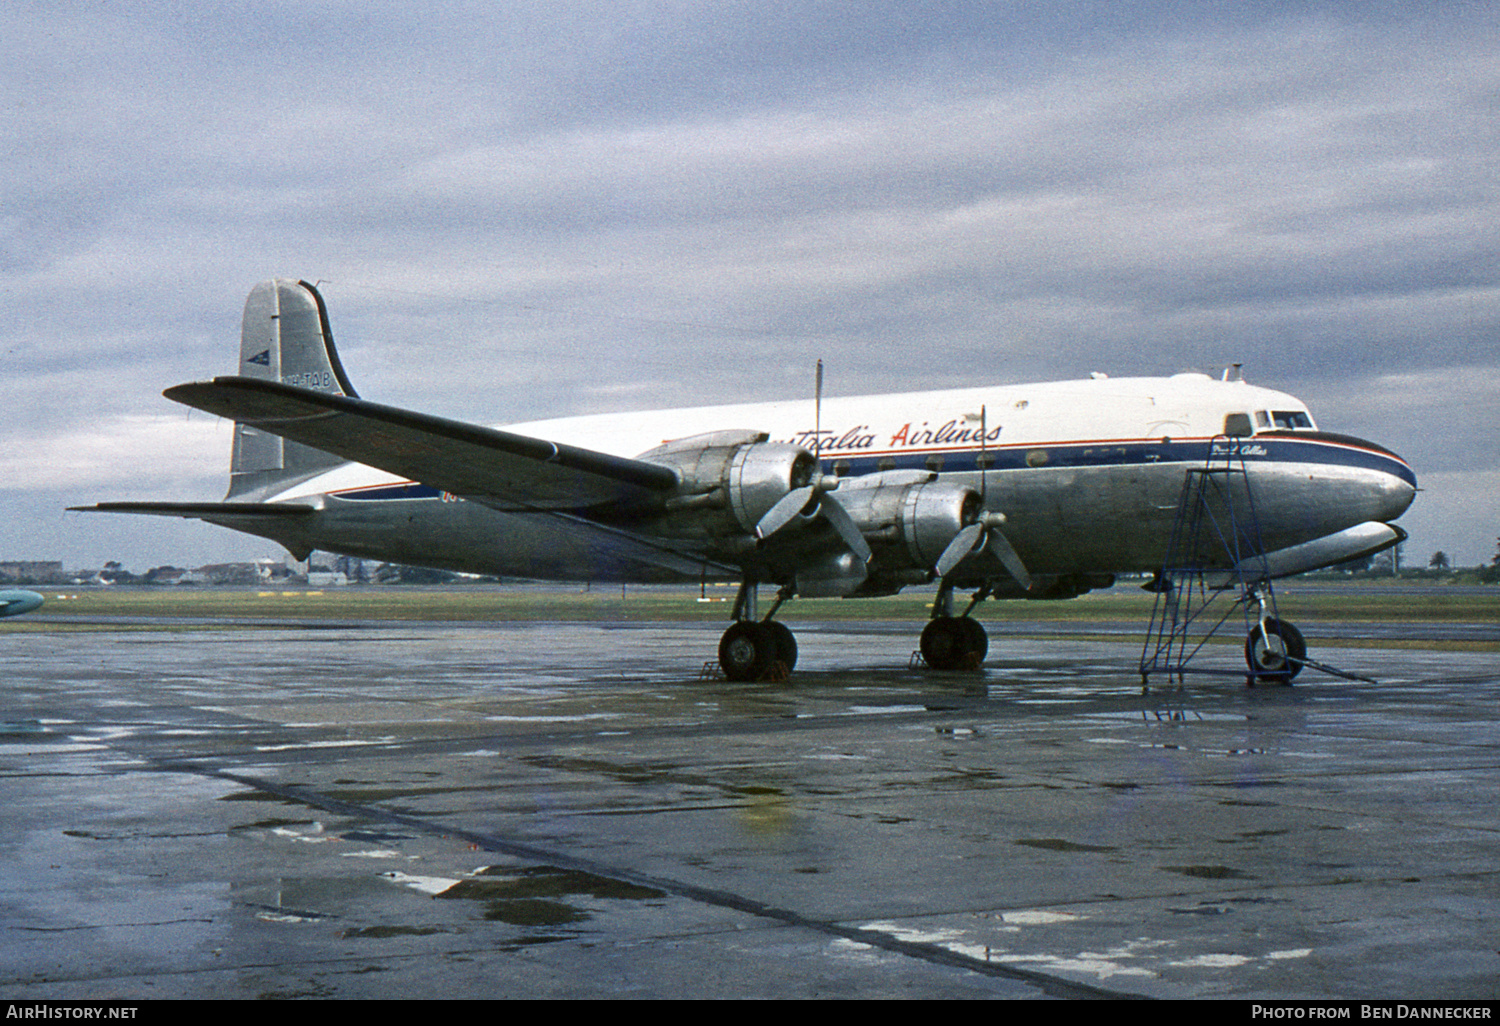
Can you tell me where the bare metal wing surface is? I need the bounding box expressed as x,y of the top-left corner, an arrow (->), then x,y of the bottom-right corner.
83,501 -> 316,519
163,376 -> 680,515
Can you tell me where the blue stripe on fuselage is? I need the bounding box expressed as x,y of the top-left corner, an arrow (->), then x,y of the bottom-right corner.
322,433 -> 1415,501
813,434 -> 1415,485
336,483 -> 446,502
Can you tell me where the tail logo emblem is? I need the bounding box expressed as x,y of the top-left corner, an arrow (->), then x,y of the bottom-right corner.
248,349 -> 271,366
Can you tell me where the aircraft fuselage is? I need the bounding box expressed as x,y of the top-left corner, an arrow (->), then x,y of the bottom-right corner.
218,373 -> 1415,590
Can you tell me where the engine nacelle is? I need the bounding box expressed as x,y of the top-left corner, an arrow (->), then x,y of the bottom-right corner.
638,430 -> 818,537
836,474 -> 981,575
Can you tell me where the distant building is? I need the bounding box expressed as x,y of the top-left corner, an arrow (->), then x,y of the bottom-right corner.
197,563 -> 270,586
0,561 -> 66,584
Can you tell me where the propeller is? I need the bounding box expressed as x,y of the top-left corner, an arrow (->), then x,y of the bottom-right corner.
756,470 -> 837,537
754,360 -> 873,564
933,511 -> 1031,588
756,476 -> 871,561
932,406 -> 1032,589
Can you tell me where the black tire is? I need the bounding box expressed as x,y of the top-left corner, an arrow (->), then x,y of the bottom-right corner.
763,620 -> 798,677
719,621 -> 776,682
957,616 -> 989,664
1245,618 -> 1306,680
921,616 -> 986,671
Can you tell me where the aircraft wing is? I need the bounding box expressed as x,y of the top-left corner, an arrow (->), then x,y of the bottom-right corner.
163,377 -> 680,514
77,501 -> 316,519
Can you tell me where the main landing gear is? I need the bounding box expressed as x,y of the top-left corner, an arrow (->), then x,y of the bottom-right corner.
718,620 -> 797,682
920,616 -> 988,671
716,582 -> 798,682
713,580 -> 993,681
920,581 -> 991,671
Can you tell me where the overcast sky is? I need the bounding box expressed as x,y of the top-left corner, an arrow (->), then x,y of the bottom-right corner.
4,1 -> 1496,572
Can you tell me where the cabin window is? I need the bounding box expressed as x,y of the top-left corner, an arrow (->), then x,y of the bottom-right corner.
1223,413 -> 1254,437
1272,410 -> 1314,430
925,454 -> 945,472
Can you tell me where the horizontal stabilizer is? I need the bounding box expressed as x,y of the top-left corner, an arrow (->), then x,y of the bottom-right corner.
70,501 -> 316,519
163,377 -> 680,513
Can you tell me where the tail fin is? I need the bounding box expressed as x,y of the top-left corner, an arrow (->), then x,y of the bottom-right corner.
228,279 -> 360,499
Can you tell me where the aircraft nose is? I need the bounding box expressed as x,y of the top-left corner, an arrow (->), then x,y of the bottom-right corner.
1289,431 -> 1416,527
1358,439 -> 1417,524
1386,467 -> 1416,519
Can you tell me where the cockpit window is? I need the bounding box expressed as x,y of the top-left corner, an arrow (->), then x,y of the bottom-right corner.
1223,413 -> 1254,437
1255,411 -> 1272,428
1271,410 -> 1314,430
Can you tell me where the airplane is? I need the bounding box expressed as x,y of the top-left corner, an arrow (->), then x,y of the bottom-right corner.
0,591 -> 45,617
73,279 -> 1416,681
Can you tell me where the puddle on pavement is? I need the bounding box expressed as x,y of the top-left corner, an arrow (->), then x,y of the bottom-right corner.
221,789 -> 322,810
1163,864 -> 1253,880
1015,837 -> 1119,854
340,924 -> 449,939
406,865 -> 668,928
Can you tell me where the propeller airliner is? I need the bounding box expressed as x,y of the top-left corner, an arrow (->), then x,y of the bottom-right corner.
75,280 -> 1416,680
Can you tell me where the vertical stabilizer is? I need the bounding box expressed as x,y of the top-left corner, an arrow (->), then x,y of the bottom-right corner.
228,279 -> 360,499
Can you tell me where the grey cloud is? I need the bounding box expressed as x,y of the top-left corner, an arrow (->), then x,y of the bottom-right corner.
2,2 -> 1496,566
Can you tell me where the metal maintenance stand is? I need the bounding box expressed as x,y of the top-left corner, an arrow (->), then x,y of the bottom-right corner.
1139,439 -> 1309,691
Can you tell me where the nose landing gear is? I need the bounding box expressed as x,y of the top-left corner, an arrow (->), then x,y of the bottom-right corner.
1245,616 -> 1306,681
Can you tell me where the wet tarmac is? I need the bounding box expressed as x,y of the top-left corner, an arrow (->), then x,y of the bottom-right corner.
2,616 -> 1498,1000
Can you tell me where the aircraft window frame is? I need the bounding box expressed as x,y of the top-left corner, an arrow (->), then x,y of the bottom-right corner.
1271,410 -> 1314,430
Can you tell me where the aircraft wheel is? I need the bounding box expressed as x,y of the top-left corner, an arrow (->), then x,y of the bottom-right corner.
957,617 -> 989,664
764,620 -> 798,676
1245,618 -> 1306,681
921,616 -> 987,671
719,621 -> 794,682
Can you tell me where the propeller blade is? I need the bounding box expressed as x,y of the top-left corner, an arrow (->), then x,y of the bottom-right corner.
933,512 -> 1033,590
755,485 -> 816,540
934,522 -> 985,578
986,526 -> 1032,591
820,494 -> 873,563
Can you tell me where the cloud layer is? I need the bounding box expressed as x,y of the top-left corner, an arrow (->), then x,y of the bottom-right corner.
5,2 -> 1495,567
